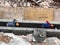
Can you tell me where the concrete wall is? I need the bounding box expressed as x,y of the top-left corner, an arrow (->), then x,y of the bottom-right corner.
0,7 -> 24,20
24,7 -> 54,21
0,7 -> 54,21
54,9 -> 60,21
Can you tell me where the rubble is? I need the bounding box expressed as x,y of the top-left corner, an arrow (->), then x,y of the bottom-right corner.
40,1 -> 50,8
0,33 -> 32,45
0,0 -> 60,8
45,37 -> 60,45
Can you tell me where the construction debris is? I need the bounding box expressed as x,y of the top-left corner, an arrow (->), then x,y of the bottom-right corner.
45,37 -> 60,45
0,0 -> 60,8
0,32 -> 32,45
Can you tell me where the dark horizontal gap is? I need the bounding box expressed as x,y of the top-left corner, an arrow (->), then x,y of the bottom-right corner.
0,22 -> 60,29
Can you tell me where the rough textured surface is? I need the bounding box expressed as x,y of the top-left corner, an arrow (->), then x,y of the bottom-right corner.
1,7 -> 60,21
0,7 -> 24,20
45,37 -> 60,45
0,7 -> 54,21
0,33 -> 31,45
54,9 -> 60,21
24,7 -> 54,21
